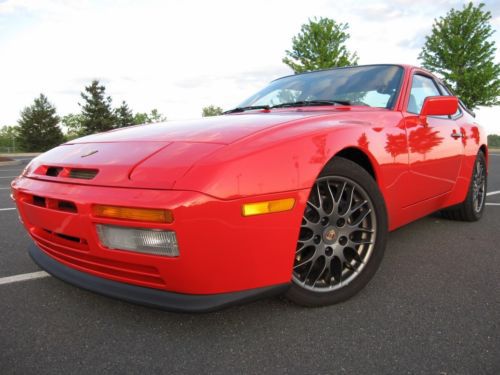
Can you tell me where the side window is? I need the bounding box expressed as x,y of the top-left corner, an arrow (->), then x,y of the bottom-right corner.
437,83 -> 451,96
407,75 -> 441,114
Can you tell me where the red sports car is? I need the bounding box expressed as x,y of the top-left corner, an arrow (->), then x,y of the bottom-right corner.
12,64 -> 488,311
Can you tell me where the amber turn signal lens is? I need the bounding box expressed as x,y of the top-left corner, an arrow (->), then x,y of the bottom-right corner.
242,198 -> 295,217
92,205 -> 173,223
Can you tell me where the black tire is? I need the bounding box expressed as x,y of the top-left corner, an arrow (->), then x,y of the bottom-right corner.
286,157 -> 388,307
440,151 -> 487,222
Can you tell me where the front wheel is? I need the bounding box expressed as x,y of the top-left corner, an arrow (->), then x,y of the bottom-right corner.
286,157 -> 388,307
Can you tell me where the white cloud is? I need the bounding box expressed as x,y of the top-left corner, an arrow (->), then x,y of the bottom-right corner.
0,0 -> 499,134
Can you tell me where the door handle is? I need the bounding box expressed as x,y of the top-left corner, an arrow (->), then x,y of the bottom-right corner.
451,131 -> 462,139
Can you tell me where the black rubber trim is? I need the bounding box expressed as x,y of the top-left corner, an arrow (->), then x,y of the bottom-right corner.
28,243 -> 290,313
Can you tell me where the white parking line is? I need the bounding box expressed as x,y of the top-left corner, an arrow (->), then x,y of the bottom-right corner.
487,191 -> 500,196
0,208 -> 16,211
0,271 -> 50,286
0,176 -> 16,179
486,203 -> 500,206
0,187 -> 11,190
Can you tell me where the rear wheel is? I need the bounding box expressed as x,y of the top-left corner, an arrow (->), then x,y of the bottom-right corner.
441,151 -> 487,222
286,157 -> 388,307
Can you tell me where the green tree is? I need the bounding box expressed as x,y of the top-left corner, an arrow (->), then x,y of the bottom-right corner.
133,109 -> 167,125
149,108 -> 167,123
488,134 -> 500,148
115,101 -> 135,128
202,105 -> 223,117
79,80 -> 116,135
133,112 -> 150,125
419,2 -> 500,108
283,17 -> 358,74
17,94 -> 64,152
0,125 -> 20,152
62,113 -> 85,140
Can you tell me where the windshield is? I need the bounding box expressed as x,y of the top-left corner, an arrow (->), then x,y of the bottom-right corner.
238,65 -> 404,109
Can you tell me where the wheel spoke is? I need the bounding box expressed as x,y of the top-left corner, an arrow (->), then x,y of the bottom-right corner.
301,215 -> 314,228
294,257 -> 313,270
297,238 -> 314,252
350,238 -> 374,246
315,183 -> 322,209
302,256 -> 318,283
326,182 -> 336,215
352,228 -> 375,234
311,260 -> 327,287
307,200 -> 320,212
348,199 -> 367,215
345,185 -> 355,214
336,182 -> 347,205
349,208 -> 372,227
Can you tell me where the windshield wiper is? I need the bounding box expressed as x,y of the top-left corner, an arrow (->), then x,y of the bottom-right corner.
271,100 -> 352,108
223,105 -> 270,114
223,100 -> 353,114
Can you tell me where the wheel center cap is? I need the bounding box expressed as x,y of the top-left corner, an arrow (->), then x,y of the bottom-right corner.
323,226 -> 337,244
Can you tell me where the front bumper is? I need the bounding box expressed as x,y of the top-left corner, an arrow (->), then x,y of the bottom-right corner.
13,176 -> 308,297
29,242 -> 289,312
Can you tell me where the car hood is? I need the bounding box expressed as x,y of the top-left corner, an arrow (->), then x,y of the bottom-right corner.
70,112 -> 319,145
22,112 -> 322,189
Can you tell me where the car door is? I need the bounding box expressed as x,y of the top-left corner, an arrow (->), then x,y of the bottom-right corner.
402,72 -> 464,206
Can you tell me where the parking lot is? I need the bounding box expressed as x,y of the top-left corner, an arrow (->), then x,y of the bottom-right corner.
0,155 -> 499,374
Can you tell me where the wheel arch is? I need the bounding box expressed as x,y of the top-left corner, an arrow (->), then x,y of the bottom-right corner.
327,146 -> 378,182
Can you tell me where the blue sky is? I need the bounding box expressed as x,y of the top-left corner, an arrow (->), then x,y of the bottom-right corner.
0,0 -> 499,133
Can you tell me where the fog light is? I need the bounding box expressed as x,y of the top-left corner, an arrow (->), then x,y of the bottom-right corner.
96,224 -> 179,257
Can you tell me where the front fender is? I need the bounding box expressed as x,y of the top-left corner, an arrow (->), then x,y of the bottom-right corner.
175,113 -> 400,201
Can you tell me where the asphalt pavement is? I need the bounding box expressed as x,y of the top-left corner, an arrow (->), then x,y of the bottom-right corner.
0,155 -> 499,374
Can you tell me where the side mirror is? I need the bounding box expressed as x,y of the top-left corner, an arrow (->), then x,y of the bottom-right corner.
420,96 -> 458,117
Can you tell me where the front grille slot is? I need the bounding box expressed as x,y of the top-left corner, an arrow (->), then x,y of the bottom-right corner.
42,228 -> 86,245
22,193 -> 78,214
35,166 -> 99,180
55,232 -> 82,243
57,200 -> 77,213
68,169 -> 98,180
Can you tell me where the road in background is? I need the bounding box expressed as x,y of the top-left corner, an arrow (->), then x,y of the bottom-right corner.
0,156 -> 499,374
